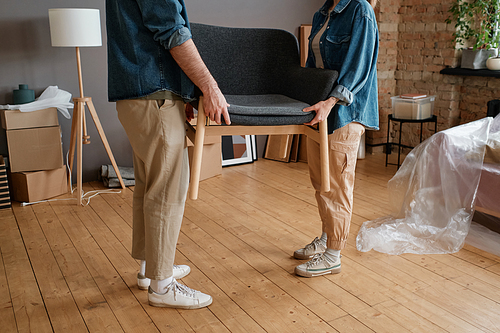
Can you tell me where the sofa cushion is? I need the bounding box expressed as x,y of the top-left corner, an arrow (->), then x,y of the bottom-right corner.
225,94 -> 315,126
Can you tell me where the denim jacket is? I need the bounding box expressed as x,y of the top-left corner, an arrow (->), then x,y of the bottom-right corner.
106,0 -> 195,102
307,0 -> 379,132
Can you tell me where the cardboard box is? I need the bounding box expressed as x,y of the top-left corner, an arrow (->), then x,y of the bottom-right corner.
10,166 -> 68,203
6,126 -> 64,172
187,138 -> 222,181
187,118 -> 222,181
0,156 -> 11,209
1,108 -> 59,130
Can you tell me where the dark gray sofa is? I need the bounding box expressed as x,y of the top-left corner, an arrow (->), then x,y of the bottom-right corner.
190,23 -> 339,125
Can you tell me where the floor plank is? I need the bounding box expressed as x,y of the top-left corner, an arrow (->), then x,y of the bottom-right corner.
29,202 -> 124,333
49,198 -> 160,333
3,153 -> 500,332
184,199 -> 347,323
0,234 -> 18,333
0,209 -> 53,333
11,204 -> 88,332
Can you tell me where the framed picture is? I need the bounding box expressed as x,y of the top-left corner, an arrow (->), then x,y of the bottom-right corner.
264,134 -> 295,162
221,135 -> 256,167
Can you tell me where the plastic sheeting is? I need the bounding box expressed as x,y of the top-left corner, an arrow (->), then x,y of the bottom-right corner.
0,86 -> 73,119
466,222 -> 500,258
356,114 -> 500,255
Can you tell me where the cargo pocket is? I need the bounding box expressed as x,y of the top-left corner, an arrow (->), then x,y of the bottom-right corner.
329,144 -> 349,172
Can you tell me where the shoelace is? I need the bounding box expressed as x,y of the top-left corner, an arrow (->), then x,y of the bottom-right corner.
306,253 -> 336,268
304,237 -> 325,251
168,279 -> 196,298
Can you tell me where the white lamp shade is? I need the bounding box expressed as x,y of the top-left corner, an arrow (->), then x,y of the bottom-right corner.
49,8 -> 102,47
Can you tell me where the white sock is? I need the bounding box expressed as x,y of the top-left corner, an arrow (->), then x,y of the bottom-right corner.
324,248 -> 340,261
150,276 -> 174,293
139,260 -> 146,276
319,232 -> 327,245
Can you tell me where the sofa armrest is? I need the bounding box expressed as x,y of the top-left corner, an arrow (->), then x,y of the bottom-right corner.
281,67 -> 339,106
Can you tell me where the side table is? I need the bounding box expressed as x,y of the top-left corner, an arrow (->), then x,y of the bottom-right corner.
385,114 -> 438,169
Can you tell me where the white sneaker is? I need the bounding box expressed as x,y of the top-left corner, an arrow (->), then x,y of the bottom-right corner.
295,253 -> 341,277
148,278 -> 212,309
137,264 -> 191,290
293,237 -> 327,260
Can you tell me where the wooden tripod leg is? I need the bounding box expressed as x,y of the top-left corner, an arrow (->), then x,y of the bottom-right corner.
189,97 -> 207,200
68,99 -> 79,191
319,119 -> 330,193
76,100 -> 84,205
86,99 -> 126,190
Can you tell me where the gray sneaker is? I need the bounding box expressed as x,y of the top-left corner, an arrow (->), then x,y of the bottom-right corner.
137,264 -> 191,290
293,237 -> 327,260
295,253 -> 341,277
148,278 -> 212,309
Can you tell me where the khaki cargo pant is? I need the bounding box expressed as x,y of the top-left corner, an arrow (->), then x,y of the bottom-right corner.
307,122 -> 365,250
116,99 -> 189,280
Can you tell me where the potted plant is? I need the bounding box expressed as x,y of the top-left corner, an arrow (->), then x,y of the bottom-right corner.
446,0 -> 500,69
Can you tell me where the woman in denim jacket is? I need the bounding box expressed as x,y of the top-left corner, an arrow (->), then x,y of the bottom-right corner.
294,0 -> 379,277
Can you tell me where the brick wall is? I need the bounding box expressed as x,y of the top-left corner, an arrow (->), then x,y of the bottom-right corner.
367,0 -> 499,152
367,1 -> 399,150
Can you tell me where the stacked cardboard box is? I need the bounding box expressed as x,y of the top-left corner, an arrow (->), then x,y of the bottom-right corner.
2,108 -> 67,203
187,135 -> 222,181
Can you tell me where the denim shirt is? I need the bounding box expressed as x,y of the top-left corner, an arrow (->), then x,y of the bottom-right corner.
106,0 -> 195,102
307,0 -> 379,132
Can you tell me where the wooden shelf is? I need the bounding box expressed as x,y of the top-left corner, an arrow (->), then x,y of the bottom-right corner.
440,67 -> 500,78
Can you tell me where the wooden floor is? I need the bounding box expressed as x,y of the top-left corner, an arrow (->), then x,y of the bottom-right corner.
1,153 -> 500,333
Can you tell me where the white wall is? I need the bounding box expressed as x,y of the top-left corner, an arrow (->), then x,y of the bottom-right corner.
0,0 -> 324,182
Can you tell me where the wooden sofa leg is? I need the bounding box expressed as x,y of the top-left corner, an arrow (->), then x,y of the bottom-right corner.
319,120 -> 330,193
189,97 -> 207,200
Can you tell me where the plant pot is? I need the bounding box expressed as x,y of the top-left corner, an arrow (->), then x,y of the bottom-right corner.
486,57 -> 500,71
461,49 -> 498,69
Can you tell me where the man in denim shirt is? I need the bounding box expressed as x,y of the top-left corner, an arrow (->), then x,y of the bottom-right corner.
106,0 -> 230,309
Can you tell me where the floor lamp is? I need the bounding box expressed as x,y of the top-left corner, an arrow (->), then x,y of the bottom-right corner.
49,8 -> 125,205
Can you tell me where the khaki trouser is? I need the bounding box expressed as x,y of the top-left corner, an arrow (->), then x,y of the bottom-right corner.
116,99 -> 189,280
307,122 -> 365,250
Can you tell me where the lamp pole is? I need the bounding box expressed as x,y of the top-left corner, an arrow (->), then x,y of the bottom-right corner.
49,8 -> 125,205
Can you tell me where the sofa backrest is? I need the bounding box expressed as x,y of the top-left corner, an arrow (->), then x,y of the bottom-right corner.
191,23 -> 301,96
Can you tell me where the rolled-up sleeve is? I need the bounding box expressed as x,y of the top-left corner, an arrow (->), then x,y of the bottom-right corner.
167,26 -> 191,48
136,0 -> 192,49
330,84 -> 353,106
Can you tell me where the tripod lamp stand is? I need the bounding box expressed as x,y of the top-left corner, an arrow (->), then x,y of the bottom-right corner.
49,8 -> 125,205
